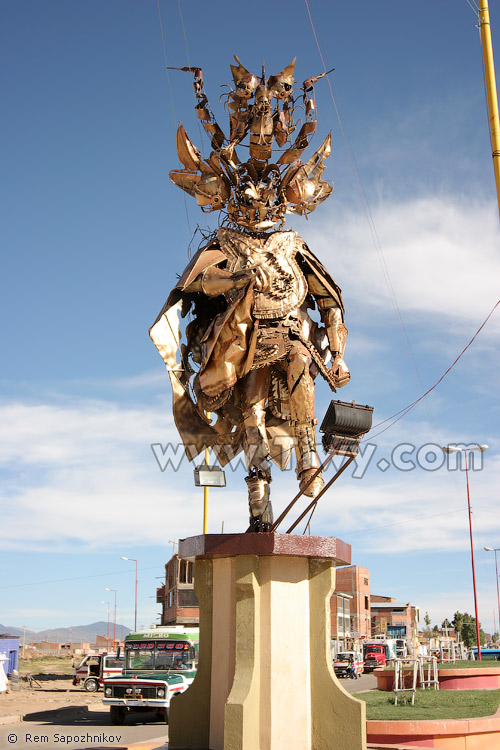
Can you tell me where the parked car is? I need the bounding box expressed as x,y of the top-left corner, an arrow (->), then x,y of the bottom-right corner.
333,651 -> 364,679
73,653 -> 123,692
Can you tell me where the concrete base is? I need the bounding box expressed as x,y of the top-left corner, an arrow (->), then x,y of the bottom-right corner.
367,702 -> 500,748
375,665 -> 500,691
168,533 -> 366,750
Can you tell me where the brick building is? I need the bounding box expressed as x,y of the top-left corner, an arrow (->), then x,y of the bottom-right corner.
330,565 -> 371,652
157,554 -> 199,626
370,595 -> 420,652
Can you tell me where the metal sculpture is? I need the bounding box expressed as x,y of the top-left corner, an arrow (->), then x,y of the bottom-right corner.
150,57 -> 350,531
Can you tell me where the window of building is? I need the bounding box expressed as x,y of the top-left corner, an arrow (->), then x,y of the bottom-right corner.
365,596 -> 369,610
178,590 -> 198,607
179,559 -> 187,583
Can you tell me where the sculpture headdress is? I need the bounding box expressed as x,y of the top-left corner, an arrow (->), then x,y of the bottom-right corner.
169,57 -> 334,232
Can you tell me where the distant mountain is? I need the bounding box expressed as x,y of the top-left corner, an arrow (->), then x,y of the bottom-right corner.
0,625 -> 36,640
0,621 -> 131,644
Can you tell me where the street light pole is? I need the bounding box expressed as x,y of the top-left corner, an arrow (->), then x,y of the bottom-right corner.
101,601 -> 110,651
484,547 -> 500,643
121,556 -> 138,632
443,444 -> 488,661
105,588 -> 117,649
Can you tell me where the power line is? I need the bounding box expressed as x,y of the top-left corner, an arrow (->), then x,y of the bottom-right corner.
365,299 -> 500,441
156,0 -> 193,241
0,565 -> 164,591
338,508 -> 466,538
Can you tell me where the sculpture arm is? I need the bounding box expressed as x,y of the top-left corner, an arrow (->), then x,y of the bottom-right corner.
310,283 -> 350,388
184,265 -> 254,297
317,303 -> 346,356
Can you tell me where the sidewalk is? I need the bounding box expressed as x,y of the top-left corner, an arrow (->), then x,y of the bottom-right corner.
0,705 -> 169,750
115,740 -> 167,750
0,702 -> 107,725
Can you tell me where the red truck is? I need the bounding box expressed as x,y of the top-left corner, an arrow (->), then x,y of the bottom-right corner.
362,638 -> 397,673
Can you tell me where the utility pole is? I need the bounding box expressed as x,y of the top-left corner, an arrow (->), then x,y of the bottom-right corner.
203,412 -> 211,534
105,588 -> 117,649
479,0 -> 500,218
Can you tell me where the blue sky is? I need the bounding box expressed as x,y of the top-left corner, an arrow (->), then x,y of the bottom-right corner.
2,1 -> 500,637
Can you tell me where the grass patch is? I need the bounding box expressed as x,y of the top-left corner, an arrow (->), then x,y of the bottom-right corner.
438,659 -> 500,669
357,688 -> 500,721
18,655 -> 74,675
383,660 -> 500,670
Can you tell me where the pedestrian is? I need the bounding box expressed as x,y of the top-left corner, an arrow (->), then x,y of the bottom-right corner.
349,656 -> 356,679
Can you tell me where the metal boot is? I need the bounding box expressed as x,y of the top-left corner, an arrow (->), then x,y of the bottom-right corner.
295,423 -> 325,498
246,470 -> 273,532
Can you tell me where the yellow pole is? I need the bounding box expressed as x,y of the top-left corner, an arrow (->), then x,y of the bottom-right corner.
479,0 -> 500,219
203,413 -> 210,534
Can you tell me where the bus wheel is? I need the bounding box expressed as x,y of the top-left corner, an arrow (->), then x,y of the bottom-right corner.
110,706 -> 126,725
84,678 -> 99,692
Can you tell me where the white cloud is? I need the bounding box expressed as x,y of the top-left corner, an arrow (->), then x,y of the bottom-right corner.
0,393 -> 251,551
0,398 -> 174,466
306,195 -> 500,334
1,194 -> 498,562
1,387 -> 498,554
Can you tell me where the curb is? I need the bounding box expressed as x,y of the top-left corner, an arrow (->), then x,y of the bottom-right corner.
0,714 -> 23,725
0,703 -> 98,725
0,707 -> 169,749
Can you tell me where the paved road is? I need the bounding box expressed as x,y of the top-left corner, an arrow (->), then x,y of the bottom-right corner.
0,673 -> 378,749
337,671 -> 378,693
0,707 -> 167,750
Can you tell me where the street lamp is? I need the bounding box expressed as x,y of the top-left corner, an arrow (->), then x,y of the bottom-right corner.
121,556 -> 138,632
105,588 -> 117,650
443,443 -> 488,660
484,546 -> 500,643
101,600 -> 110,651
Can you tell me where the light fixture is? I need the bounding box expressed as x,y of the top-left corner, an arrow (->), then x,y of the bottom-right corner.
443,444 -> 488,454
193,464 -> 226,487
320,400 -> 374,456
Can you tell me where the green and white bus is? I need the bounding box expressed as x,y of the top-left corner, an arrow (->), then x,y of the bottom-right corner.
102,625 -> 199,725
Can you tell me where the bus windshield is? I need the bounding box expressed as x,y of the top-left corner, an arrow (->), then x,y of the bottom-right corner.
125,640 -> 196,672
335,653 -> 351,662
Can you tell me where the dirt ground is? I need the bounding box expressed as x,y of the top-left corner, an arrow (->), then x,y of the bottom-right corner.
0,673 -> 107,718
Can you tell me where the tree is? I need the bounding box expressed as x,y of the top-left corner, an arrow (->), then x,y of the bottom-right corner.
452,611 -> 464,641
422,612 -> 432,639
451,611 -> 485,648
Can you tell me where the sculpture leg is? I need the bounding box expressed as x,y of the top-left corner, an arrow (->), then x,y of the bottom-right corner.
285,342 -> 325,497
239,368 -> 273,531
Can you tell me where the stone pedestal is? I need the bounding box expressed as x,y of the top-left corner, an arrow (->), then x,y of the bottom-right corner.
169,534 -> 366,750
